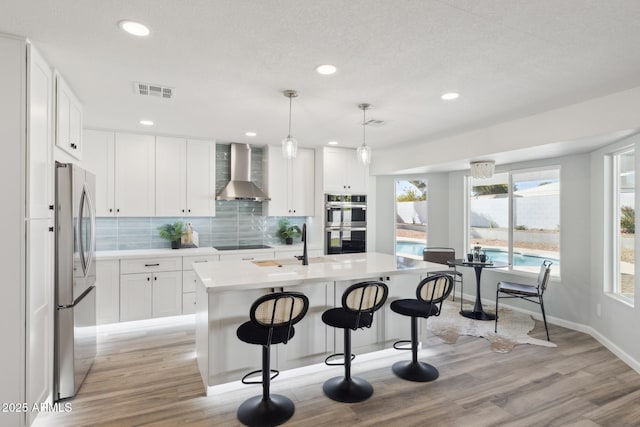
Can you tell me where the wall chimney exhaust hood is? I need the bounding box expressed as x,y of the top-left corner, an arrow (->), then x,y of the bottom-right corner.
216,143 -> 270,201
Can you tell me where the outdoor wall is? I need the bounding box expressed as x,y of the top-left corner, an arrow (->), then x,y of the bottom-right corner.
396,201 -> 427,225
470,195 -> 560,230
590,133 -> 640,372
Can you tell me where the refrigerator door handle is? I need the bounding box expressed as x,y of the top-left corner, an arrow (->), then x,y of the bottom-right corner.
78,183 -> 96,276
84,183 -> 96,273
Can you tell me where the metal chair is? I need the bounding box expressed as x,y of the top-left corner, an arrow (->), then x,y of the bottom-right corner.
495,260 -> 553,341
390,274 -> 453,382
423,247 -> 464,310
321,281 -> 389,403
236,291 -> 309,427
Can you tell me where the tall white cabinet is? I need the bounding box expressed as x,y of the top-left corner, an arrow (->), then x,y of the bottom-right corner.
82,131 -> 156,216
1,34 -> 55,427
155,137 -> 216,216
264,145 -> 315,216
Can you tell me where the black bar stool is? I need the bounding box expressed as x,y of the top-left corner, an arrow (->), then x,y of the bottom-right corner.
390,274 -> 453,382
321,281 -> 389,403
236,291 -> 309,427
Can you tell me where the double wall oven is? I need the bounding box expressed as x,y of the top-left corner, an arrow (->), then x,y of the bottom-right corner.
325,194 -> 367,254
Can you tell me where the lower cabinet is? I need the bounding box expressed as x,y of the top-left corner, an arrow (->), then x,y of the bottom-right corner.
96,260 -> 120,324
120,271 -> 182,321
278,281 -> 333,370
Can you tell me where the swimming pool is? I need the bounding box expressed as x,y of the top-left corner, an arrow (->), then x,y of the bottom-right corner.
396,241 -> 559,268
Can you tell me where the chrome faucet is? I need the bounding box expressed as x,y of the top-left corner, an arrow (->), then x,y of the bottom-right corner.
295,223 -> 309,265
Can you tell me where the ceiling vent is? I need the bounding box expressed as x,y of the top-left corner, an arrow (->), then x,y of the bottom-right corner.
363,118 -> 385,127
134,82 -> 173,99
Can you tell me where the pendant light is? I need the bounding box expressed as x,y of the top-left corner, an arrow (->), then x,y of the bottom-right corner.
357,103 -> 372,165
282,90 -> 299,159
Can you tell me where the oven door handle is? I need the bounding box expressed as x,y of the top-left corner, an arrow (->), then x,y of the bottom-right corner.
340,227 -> 367,231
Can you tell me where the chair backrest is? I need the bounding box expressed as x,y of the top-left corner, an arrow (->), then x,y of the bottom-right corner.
342,281 -> 389,329
250,292 -> 309,344
537,260 -> 553,294
423,247 -> 456,265
417,274 -> 453,309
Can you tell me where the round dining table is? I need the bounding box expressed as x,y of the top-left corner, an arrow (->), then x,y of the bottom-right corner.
447,259 -> 508,320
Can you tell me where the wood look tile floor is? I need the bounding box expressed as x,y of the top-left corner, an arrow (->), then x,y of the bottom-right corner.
35,316 -> 640,427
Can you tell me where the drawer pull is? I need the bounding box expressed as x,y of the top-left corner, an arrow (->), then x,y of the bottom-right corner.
242,257 -> 254,260
193,260 -> 208,263
145,263 -> 160,267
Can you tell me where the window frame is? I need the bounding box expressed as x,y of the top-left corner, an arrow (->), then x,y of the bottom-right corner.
466,165 -> 561,278
609,146 -> 635,306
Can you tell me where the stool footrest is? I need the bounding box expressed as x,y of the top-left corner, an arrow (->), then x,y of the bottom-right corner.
393,339 -> 413,351
324,352 -> 356,366
241,368 -> 279,385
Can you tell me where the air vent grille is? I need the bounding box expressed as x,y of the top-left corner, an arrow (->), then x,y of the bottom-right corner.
364,119 -> 385,127
134,82 -> 173,99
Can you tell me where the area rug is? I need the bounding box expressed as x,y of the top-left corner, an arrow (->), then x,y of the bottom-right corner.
427,299 -> 557,353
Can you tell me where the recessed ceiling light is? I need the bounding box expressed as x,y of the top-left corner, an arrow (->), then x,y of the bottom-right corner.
139,119 -> 154,126
316,64 -> 337,75
328,141 -> 339,145
119,20 -> 150,37
245,131 -> 257,137
441,92 -> 460,100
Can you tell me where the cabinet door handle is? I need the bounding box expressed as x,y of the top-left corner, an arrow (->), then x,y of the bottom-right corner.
145,263 -> 160,267
49,205 -> 54,210
242,257 -> 254,261
193,260 -> 207,263
48,227 -> 54,232
109,208 -> 113,213
147,277 -> 150,281
116,208 -> 120,213
182,209 -> 185,213
154,276 -> 157,281
188,209 -> 191,213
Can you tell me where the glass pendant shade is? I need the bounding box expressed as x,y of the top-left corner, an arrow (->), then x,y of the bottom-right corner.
282,136 -> 298,159
357,144 -> 372,165
282,90 -> 299,159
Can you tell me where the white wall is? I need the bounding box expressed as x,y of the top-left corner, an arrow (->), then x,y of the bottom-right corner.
590,133 -> 640,370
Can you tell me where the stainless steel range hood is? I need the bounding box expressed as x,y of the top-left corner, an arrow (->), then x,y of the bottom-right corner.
216,143 -> 270,201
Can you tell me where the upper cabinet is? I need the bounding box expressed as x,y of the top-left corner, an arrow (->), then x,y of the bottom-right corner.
83,130 -> 155,216
322,147 -> 368,194
155,137 -> 216,216
54,72 -> 83,160
264,145 -> 315,216
27,45 -> 54,219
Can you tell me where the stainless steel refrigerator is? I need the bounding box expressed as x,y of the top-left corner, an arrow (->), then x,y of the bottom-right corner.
54,162 -> 97,401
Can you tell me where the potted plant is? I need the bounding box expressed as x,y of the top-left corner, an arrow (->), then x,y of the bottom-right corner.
158,221 -> 184,249
276,219 -> 301,245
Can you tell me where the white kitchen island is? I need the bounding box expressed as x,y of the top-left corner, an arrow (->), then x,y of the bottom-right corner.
193,252 -> 444,393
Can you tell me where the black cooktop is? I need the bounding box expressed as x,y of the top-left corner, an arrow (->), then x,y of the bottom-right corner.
214,244 -> 272,251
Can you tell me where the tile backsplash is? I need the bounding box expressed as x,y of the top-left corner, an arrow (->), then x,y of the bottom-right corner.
95,144 -> 307,251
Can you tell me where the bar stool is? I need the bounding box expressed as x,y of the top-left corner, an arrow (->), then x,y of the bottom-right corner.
321,281 -> 389,403
390,274 -> 453,382
236,291 -> 309,427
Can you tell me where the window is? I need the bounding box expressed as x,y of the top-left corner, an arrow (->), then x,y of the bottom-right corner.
468,167 -> 560,276
395,179 -> 427,259
613,148 -> 635,301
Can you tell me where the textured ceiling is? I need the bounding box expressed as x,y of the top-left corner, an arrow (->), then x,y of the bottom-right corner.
3,0 -> 640,157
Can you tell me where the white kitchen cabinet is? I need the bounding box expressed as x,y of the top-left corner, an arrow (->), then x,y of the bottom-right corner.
322,147 -> 368,194
155,137 -> 216,216
82,130 -> 115,216
55,72 -> 83,160
114,133 -> 155,216
182,255 -> 218,315
381,273 -> 422,345
120,256 -> 182,321
278,281 -> 333,370
120,273 -> 153,321
120,271 -> 182,321
96,260 -> 120,324
265,145 -> 315,216
27,45 -> 53,219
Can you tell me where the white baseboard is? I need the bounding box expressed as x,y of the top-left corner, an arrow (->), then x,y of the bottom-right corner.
459,293 -> 640,375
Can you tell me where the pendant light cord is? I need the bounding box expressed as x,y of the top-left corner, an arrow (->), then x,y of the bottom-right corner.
288,95 -> 293,138
362,107 -> 367,147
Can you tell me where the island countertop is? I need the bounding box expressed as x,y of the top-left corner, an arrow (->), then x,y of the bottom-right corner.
192,252 -> 443,292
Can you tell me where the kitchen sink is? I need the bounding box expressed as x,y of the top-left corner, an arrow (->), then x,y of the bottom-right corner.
252,257 -> 335,267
